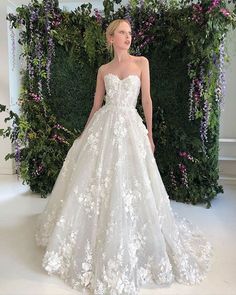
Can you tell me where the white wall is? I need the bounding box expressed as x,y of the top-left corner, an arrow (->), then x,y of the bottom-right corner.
219,29 -> 236,138
0,0 -> 235,179
0,0 -> 16,174
219,28 -> 236,181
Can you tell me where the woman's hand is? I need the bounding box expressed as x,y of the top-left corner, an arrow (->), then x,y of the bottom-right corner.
148,134 -> 155,154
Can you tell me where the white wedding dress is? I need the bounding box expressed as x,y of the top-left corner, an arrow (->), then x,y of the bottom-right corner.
35,73 -> 213,295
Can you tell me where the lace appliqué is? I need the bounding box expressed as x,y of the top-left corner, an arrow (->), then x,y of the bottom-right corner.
42,229 -> 78,274
35,74 -> 213,295
112,114 -> 128,149
74,169 -> 113,218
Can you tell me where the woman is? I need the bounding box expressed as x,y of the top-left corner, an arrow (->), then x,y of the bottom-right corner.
35,18 -> 213,295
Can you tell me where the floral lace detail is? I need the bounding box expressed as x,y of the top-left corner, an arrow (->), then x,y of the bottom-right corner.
74,169 -> 113,218
112,114 -> 128,149
79,74 -> 149,160
35,204 -> 58,246
98,239 -> 138,295
77,240 -> 94,288
42,229 -> 78,274
121,180 -> 142,222
104,73 -> 140,108
82,126 -> 103,155
35,74 -> 213,295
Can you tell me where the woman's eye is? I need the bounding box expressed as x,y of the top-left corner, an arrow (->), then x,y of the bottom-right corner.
120,31 -> 132,35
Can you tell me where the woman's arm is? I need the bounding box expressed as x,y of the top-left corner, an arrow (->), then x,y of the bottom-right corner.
140,56 -> 153,138
140,56 -> 155,153
79,65 -> 105,135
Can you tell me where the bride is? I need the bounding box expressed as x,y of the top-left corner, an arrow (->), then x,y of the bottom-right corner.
35,18 -> 213,295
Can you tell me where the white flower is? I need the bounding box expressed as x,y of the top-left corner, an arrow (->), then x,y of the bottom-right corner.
81,271 -> 92,286
82,262 -> 91,272
43,251 -> 62,273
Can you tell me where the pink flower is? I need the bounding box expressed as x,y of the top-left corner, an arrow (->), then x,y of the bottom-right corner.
220,8 -> 230,17
191,3 -> 203,23
178,163 -> 186,172
192,3 -> 203,12
179,151 -> 195,162
179,151 -> 188,157
207,0 -> 221,13
30,92 -> 41,102
51,133 -> 69,144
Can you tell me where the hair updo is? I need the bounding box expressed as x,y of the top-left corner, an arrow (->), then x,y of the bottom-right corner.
105,18 -> 131,55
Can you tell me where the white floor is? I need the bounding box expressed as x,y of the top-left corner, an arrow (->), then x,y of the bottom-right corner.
0,174 -> 236,295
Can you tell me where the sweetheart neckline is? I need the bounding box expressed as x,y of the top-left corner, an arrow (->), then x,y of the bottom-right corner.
104,73 -> 141,82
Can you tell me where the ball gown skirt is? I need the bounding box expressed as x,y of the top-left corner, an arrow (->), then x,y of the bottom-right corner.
35,73 -> 213,295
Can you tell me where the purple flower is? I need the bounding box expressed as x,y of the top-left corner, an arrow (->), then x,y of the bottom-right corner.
178,163 -> 189,188
188,66 -> 204,121
179,151 -> 195,162
200,99 -> 211,146
94,8 -> 102,23
170,169 -> 178,190
215,34 -> 226,108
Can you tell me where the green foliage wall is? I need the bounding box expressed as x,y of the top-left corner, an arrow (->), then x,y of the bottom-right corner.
47,46 -> 98,132
1,0 -> 236,207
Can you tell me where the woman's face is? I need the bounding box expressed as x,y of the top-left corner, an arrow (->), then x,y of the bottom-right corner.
111,21 -> 132,50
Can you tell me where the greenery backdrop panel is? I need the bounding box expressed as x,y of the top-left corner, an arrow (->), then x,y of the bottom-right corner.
147,42 -> 219,206
1,0 -> 236,208
48,45 -> 98,132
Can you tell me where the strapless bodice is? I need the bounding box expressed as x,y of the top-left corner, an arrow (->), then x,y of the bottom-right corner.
103,73 -> 141,109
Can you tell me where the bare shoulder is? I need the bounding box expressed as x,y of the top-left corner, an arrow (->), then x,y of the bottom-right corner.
132,55 -> 148,62
139,56 -> 149,66
98,64 -> 105,73
132,55 -> 149,72
131,56 -> 149,81
97,64 -> 106,81
98,63 -> 111,77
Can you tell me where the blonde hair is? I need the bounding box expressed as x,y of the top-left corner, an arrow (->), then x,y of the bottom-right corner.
105,19 -> 131,56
